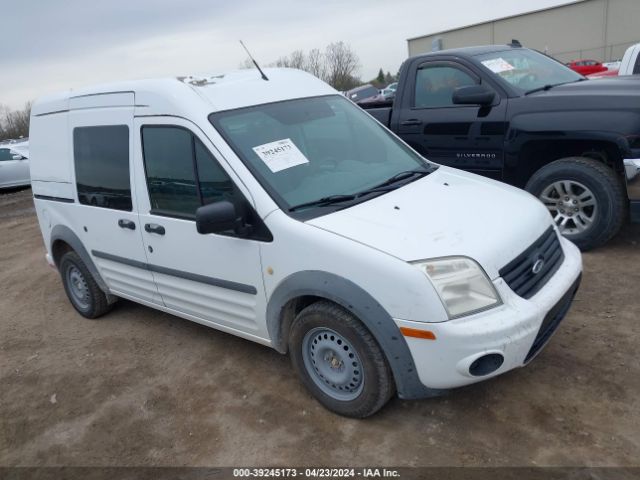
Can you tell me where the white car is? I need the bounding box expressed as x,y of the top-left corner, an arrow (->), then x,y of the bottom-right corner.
29,69 -> 582,417
0,142 -> 30,189
619,43 -> 640,75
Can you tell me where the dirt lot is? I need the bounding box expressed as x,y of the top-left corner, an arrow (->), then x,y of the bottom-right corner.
0,187 -> 639,467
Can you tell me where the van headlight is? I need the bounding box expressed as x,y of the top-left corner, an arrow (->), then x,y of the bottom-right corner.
412,257 -> 501,319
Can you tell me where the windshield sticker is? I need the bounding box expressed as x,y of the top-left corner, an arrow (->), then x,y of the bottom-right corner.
252,138 -> 310,173
481,58 -> 515,74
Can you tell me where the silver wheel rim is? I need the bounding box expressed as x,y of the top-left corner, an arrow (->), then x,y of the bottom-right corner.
66,265 -> 90,310
539,180 -> 597,236
302,327 -> 364,401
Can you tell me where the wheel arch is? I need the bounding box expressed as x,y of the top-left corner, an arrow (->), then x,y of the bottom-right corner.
507,137 -> 627,188
266,270 -> 445,400
50,224 -> 111,295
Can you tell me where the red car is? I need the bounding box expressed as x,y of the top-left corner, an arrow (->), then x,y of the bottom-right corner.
566,59 -> 607,76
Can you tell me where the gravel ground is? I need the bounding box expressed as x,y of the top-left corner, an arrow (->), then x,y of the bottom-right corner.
0,187 -> 638,467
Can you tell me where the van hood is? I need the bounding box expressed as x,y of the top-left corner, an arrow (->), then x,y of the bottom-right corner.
307,166 -> 553,279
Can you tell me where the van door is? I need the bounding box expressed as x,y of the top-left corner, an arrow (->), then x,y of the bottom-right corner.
396,60 -> 508,181
68,94 -> 162,305
132,116 -> 269,341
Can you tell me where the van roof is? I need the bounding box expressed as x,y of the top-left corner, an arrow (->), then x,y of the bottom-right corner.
32,68 -> 336,117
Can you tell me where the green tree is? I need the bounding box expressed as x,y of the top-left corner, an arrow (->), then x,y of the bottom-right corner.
376,68 -> 385,84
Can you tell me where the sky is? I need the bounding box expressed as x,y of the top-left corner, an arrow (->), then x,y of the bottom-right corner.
1,0 -> 577,109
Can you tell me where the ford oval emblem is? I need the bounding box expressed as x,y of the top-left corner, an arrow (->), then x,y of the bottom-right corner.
532,258 -> 545,275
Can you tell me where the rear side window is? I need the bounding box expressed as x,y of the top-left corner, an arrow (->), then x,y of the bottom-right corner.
74,126 -> 132,211
142,126 -> 235,218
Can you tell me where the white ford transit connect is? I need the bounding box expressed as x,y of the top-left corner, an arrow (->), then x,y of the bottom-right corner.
30,69 -> 582,417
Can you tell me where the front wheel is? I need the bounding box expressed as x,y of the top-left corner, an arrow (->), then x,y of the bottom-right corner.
525,157 -> 626,251
288,301 -> 394,418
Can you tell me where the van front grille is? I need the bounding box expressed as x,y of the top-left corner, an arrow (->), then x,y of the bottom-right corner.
499,227 -> 564,299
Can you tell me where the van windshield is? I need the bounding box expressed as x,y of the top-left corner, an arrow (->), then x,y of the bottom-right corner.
209,95 -> 434,218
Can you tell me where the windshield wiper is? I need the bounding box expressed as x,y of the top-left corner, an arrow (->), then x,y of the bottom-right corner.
288,194 -> 357,212
354,168 -> 431,195
288,168 -> 433,213
525,78 -> 587,96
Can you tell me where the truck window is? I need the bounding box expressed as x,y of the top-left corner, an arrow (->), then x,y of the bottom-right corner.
141,126 -> 234,217
0,149 -> 12,161
414,65 -> 477,108
73,125 -> 132,211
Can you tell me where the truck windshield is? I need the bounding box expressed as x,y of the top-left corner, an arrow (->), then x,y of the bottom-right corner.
209,95 -> 434,217
475,49 -> 583,94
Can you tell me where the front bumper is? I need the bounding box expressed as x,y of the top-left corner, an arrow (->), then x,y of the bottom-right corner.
394,236 -> 582,390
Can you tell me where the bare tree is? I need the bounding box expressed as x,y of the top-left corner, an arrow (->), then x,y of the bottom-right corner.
306,48 -> 325,80
0,102 -> 31,141
324,41 -> 360,91
288,50 -> 306,70
238,57 -> 255,69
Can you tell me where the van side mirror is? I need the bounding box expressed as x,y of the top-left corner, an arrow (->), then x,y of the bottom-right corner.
452,85 -> 495,106
196,201 -> 239,235
11,154 -> 24,160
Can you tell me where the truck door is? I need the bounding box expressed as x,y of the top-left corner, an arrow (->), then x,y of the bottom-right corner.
396,60 -> 507,181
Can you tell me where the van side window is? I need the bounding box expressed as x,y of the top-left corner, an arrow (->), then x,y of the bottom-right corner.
142,126 -> 234,217
0,149 -> 12,161
73,125 -> 132,211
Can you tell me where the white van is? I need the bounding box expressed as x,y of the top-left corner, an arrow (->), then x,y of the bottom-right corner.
30,69 -> 582,417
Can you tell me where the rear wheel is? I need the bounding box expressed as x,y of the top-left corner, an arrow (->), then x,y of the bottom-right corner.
288,301 -> 394,418
59,251 -> 113,319
525,157 -> 626,251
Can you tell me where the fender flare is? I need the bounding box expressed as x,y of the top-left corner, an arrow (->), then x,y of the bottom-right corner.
266,270 -> 445,400
50,224 -> 110,294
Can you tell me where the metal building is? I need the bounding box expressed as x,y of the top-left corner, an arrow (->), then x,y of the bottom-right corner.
407,0 -> 640,63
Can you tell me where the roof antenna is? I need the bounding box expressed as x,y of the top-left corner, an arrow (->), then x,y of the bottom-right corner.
240,40 -> 269,81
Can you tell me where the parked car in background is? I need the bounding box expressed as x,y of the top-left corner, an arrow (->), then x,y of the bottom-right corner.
381,82 -> 398,100
344,84 -> 383,104
587,69 -> 619,78
0,141 -> 30,189
360,43 -> 640,250
566,59 -> 607,75
29,68 -> 582,417
619,43 -> 640,75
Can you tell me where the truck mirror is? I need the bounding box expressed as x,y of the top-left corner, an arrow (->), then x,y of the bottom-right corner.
452,85 -> 495,106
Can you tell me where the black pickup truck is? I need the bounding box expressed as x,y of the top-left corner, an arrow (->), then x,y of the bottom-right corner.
363,43 -> 640,250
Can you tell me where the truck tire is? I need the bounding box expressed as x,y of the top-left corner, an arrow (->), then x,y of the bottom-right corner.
288,301 -> 395,418
525,157 -> 626,251
59,251 -> 113,319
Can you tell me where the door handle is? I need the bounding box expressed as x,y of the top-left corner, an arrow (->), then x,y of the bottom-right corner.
144,223 -> 166,235
118,219 -> 136,230
401,119 -> 422,127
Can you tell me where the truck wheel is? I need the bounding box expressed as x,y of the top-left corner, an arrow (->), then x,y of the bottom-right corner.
288,301 -> 395,418
59,251 -> 113,319
525,157 -> 626,251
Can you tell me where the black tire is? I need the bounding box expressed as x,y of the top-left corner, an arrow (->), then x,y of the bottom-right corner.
59,251 -> 113,319
525,157 -> 626,251
288,301 -> 394,418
